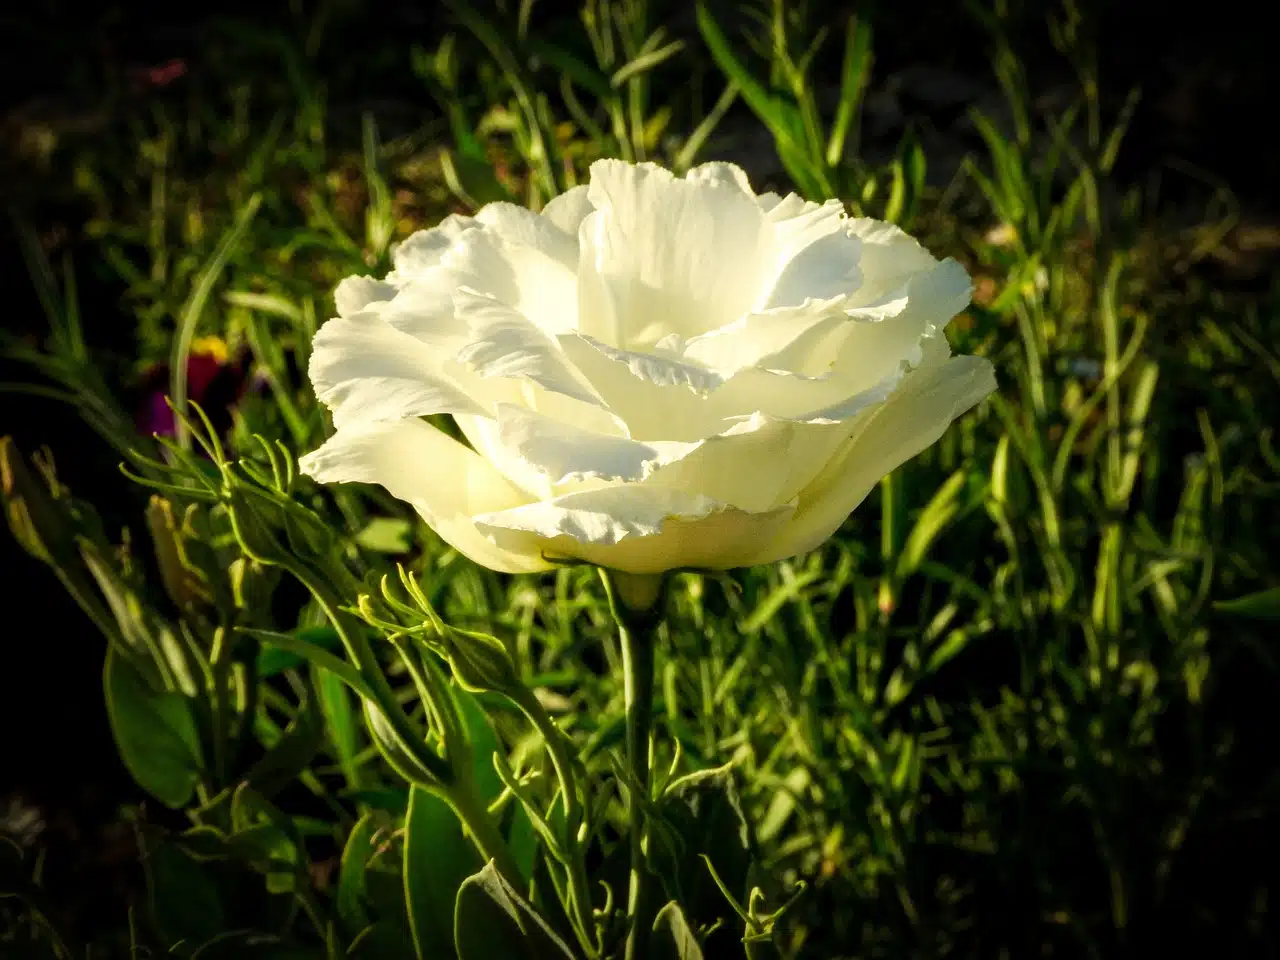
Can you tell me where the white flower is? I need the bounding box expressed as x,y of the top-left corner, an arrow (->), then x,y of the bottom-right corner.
300,160 -> 995,575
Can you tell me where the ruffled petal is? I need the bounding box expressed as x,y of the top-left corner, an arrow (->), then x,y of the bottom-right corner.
577,159 -> 771,346
540,186 -> 595,234
494,403 -> 700,483
645,414 -> 834,514
389,214 -> 479,280
842,217 -> 943,306
407,210 -> 580,337
454,288 -> 601,407
827,258 -> 972,382
308,312 -> 491,426
683,161 -> 754,193
745,352 -> 996,566
558,333 -> 727,441
334,275 -> 398,317
474,486 -> 795,574
761,228 -> 863,310
680,296 -> 850,373
298,419 -> 548,573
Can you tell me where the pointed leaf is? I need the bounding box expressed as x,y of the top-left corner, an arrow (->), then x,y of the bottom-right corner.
1215,586 -> 1280,620
103,647 -> 203,808
139,831 -> 226,947
404,786 -> 480,960
652,764 -> 754,936
652,901 -> 704,960
453,861 -> 576,960
336,813 -> 379,935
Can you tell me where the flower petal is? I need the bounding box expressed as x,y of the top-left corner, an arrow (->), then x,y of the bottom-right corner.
843,217 -> 943,306
681,296 -> 850,373
828,258 -> 972,380
298,419 -> 548,573
454,288 -> 601,407
561,333 -> 722,395
475,201 -> 579,263
578,159 -> 771,346
308,312 -> 489,426
334,275 -> 398,317
643,413 -> 815,513
683,161 -> 754,193
474,486 -> 795,574
540,186 -> 595,234
435,214 -> 580,336
761,228 -> 863,310
390,214 -> 479,280
695,255 -> 971,399
495,403 -> 700,483
745,352 -> 996,566
559,333 -> 727,441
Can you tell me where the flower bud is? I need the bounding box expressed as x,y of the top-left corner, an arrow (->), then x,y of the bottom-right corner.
225,474 -> 336,572
361,698 -> 446,789
145,496 -> 215,613
443,628 -> 521,697
1,437 -> 76,565
225,486 -> 286,566
229,556 -> 279,615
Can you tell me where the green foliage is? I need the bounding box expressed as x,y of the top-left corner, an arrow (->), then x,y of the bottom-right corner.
103,647 -> 205,809
2,1 -> 1277,958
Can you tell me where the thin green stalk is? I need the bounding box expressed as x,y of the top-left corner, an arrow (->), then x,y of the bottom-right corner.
208,624 -> 233,786
445,773 -> 523,887
599,568 -> 665,960
620,611 -> 657,960
514,689 -> 595,951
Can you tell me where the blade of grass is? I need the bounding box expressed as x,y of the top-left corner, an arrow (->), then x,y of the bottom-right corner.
170,193 -> 262,450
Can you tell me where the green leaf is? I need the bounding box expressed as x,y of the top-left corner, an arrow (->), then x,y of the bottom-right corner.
355,517 -> 413,554
695,4 -> 804,149
170,193 -> 262,450
228,787 -> 304,895
254,626 -> 344,678
826,16 -> 873,168
315,664 -> 361,788
611,39 -> 686,88
245,684 -> 325,799
453,861 -> 576,960
1215,586 -> 1280,619
652,901 -> 704,960
139,831 -> 226,948
524,38 -> 614,101
364,866 -> 414,943
453,685 -> 505,806
507,796 -> 539,885
651,763 -> 754,936
451,685 -> 536,882
404,786 -> 481,960
894,470 -> 973,580
103,647 -> 203,808
336,813 -> 379,935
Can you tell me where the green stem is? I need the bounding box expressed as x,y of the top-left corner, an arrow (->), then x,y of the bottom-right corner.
208,624 -> 233,786
621,610 -> 657,960
599,570 -> 665,960
286,560 -> 452,785
445,775 -> 523,887
516,690 -> 596,953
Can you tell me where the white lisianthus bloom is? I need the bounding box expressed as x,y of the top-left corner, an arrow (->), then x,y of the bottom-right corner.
299,160 -> 995,575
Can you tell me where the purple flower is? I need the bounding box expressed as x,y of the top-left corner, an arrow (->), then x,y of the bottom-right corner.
137,338 -> 248,439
